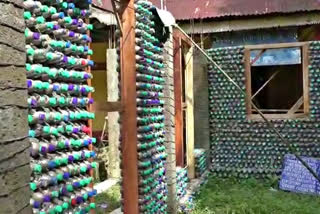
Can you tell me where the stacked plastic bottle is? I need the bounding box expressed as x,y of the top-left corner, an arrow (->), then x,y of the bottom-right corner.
23,0 -> 97,213
118,1 -> 168,213
207,44 -> 320,178
194,149 -> 207,178
176,167 -> 188,200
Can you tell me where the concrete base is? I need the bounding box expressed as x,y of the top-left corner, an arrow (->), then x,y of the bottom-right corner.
94,178 -> 119,194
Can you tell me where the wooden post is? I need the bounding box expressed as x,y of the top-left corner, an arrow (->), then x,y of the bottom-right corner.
119,0 -> 139,213
173,35 -> 184,167
185,46 -> 195,179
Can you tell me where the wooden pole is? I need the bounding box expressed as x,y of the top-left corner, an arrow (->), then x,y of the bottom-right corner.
119,0 -> 139,213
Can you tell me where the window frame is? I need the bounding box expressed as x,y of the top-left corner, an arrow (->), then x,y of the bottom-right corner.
244,42 -> 310,120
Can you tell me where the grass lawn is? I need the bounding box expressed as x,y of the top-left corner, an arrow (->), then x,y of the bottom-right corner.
192,177 -> 320,214
95,184 -> 121,214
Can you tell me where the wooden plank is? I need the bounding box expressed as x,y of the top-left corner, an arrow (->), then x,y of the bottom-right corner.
249,113 -> 308,120
287,96 -> 304,115
303,43 -> 310,115
185,46 -> 195,179
251,71 -> 280,100
245,42 -> 307,50
92,62 -> 107,70
92,101 -> 122,112
244,49 -> 252,116
250,49 -> 266,65
119,0 -> 139,213
173,32 -> 184,167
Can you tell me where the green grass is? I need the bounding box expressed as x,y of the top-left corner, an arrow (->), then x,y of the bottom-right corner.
192,177 -> 320,214
95,184 -> 121,214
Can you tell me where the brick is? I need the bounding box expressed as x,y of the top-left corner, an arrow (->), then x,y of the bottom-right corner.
0,25 -> 24,50
0,3 -> 24,31
0,164 -> 30,196
0,44 -> 25,66
0,66 -> 26,89
0,107 -> 28,142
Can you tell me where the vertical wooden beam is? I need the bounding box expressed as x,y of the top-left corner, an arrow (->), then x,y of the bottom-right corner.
185,46 -> 195,179
173,34 -> 184,167
302,44 -> 310,115
244,49 -> 252,116
119,0 -> 139,213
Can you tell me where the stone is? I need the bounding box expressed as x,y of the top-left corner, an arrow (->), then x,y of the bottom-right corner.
0,89 -> 28,108
0,138 -> 29,162
0,66 -> 26,89
0,164 -> 30,196
0,25 -> 25,50
0,2 -> 25,31
0,185 -> 30,214
0,149 -> 29,173
0,107 -> 28,142
0,44 -> 25,66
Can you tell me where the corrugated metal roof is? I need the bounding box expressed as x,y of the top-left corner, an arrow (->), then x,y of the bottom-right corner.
149,0 -> 320,20
92,0 -> 113,12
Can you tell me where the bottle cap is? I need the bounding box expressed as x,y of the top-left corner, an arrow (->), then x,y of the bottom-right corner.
29,130 -> 36,137
55,205 -> 63,213
33,164 -> 42,173
27,48 -> 34,56
52,191 -> 59,198
87,24 -> 94,31
28,115 -> 33,123
61,2 -> 68,9
41,5 -> 49,13
46,53 -> 54,60
64,16 -> 72,24
24,12 -> 32,19
80,166 -> 87,173
62,202 -> 69,210
49,7 -> 57,14
91,162 -> 97,168
30,182 -> 37,191
56,173 -> 63,181
36,16 -> 45,24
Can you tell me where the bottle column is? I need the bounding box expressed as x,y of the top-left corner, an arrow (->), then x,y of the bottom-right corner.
24,0 -> 97,213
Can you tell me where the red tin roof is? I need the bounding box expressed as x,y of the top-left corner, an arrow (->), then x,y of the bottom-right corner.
149,0 -> 320,20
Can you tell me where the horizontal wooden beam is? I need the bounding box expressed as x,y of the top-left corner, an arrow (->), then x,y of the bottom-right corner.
92,101 -> 122,112
92,62 -> 106,70
249,113 -> 307,120
245,42 -> 307,50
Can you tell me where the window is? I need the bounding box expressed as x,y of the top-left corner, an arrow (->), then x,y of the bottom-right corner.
244,43 -> 309,120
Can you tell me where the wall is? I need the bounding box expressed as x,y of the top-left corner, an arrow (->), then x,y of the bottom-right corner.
91,70 -> 107,132
207,42 -> 320,178
193,49 -> 210,152
91,42 -> 108,134
0,0 -> 31,213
